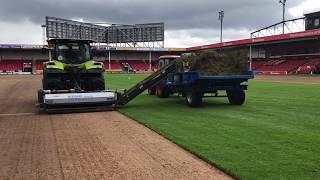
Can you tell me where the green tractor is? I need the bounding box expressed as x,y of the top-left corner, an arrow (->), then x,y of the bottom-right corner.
43,39 -> 105,91
38,39 -> 117,112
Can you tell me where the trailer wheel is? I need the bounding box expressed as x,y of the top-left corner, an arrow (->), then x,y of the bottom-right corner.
227,90 -> 245,105
148,87 -> 156,95
156,85 -> 169,98
185,90 -> 202,107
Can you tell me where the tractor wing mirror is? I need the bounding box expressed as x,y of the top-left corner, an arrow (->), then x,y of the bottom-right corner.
41,47 -> 47,54
41,46 -> 53,54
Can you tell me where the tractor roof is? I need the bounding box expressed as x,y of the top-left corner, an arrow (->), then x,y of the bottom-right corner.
159,55 -> 181,59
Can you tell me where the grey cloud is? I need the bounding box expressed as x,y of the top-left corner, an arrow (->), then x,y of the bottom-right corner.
0,0 -> 302,32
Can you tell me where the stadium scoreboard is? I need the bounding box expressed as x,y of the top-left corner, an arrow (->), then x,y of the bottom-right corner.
45,16 -> 164,47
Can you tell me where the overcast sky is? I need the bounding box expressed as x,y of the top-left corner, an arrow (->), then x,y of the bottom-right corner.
0,0 -> 319,47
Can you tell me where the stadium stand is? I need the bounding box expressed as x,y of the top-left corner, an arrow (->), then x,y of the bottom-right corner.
128,60 -> 149,72
251,56 -> 320,75
0,60 -> 27,72
0,45 -> 184,74
152,61 -> 158,71
103,61 -> 122,72
251,60 -> 268,70
0,59 -> 159,74
254,58 -> 309,75
296,58 -> 320,74
36,60 -> 44,70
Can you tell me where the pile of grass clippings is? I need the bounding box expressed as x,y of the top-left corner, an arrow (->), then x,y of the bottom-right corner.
178,48 -> 248,75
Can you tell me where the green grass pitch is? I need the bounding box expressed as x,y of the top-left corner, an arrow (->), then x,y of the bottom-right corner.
105,73 -> 320,180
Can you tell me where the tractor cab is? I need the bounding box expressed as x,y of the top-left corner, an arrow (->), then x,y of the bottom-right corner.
158,55 -> 193,72
49,39 -> 93,64
158,55 -> 181,69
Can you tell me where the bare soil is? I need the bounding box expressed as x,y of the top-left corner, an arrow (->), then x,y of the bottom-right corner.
0,75 -> 231,179
254,75 -> 320,84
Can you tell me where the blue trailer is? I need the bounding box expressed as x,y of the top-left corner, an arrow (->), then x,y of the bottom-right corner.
115,56 -> 254,108
147,56 -> 254,107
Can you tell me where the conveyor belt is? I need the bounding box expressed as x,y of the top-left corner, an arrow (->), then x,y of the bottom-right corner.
118,61 -> 177,105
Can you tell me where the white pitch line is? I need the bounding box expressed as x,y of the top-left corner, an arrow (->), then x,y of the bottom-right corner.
0,113 -> 37,117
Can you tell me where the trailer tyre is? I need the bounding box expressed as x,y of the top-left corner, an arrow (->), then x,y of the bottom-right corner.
185,90 -> 202,107
227,90 -> 245,105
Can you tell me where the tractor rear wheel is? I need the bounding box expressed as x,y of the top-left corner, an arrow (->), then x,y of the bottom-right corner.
148,87 -> 156,95
37,90 -> 44,105
86,76 -> 105,91
43,77 -> 65,90
227,90 -> 245,105
156,85 -> 169,98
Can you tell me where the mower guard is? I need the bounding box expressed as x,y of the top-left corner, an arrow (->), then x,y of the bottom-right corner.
38,89 -> 118,113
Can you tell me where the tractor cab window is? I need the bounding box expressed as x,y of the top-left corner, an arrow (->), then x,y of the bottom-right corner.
158,58 -> 174,68
315,18 -> 320,28
55,42 -> 91,64
158,59 -> 165,69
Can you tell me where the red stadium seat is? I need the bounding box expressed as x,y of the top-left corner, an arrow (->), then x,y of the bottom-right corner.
254,58 -> 309,74
103,61 -> 122,70
128,60 -> 148,71
0,60 -> 26,72
296,58 -> 320,74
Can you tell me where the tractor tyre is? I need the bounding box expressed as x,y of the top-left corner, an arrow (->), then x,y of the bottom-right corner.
86,76 -> 105,91
148,87 -> 156,95
37,90 -> 45,105
227,90 -> 246,105
156,85 -> 169,98
43,77 -> 64,90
